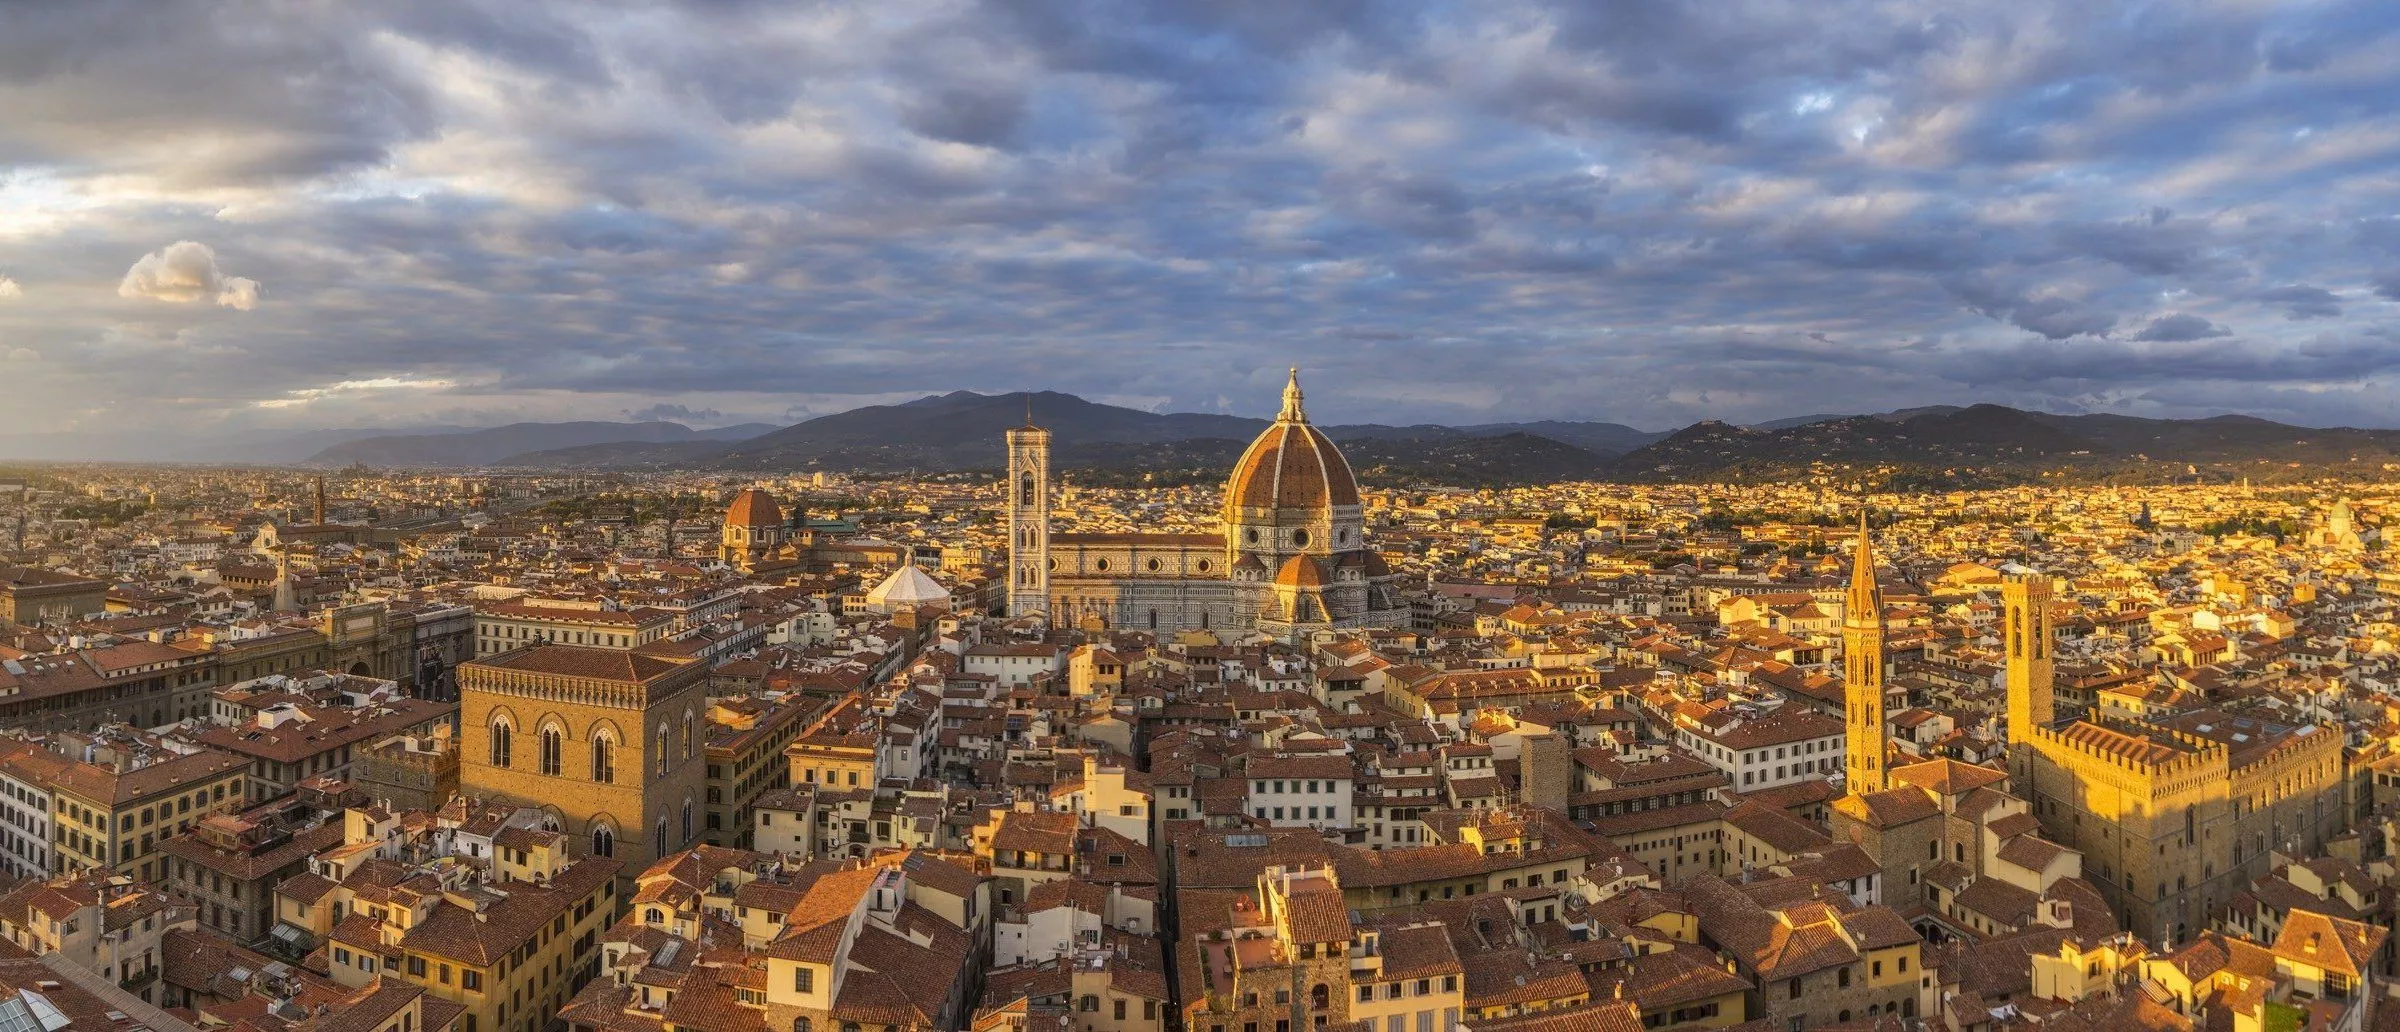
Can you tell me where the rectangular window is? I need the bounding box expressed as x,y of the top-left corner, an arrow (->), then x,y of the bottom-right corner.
794,967 -> 814,993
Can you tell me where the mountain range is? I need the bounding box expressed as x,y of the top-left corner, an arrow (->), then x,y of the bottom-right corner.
1613,405 -> 2400,486
239,393 -> 2400,486
305,421 -> 778,468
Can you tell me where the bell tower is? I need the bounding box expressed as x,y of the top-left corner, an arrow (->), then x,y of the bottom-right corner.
2004,569 -> 2056,743
1843,511 -> 1888,795
1006,412 -> 1051,618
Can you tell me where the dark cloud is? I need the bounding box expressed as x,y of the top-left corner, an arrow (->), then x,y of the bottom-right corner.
4,0 -> 2400,450
622,404 -> 723,424
2257,284 -> 2344,319
2132,313 -> 2229,343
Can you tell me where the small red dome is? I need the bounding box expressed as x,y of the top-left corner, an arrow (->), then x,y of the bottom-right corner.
724,489 -> 783,527
1274,554 -> 1329,589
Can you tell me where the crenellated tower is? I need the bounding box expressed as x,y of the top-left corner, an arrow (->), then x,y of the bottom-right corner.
1006,414 -> 1052,618
1843,511 -> 1888,794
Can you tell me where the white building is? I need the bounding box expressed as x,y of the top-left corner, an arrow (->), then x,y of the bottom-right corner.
1675,708 -> 1847,791
963,643 -> 1064,688
1247,754 -> 1355,829
0,749 -> 53,879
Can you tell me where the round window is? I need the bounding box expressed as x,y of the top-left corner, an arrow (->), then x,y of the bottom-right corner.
1293,529 -> 1310,547
1197,559 -> 1212,572
1045,558 -> 1057,571
1146,558 -> 1162,572
1244,529 -> 1260,545
1095,558 -> 1111,572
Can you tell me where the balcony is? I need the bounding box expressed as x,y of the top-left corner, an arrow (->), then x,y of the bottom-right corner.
119,966 -> 159,992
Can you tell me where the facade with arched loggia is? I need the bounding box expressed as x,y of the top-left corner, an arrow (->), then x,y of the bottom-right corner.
456,642 -> 711,886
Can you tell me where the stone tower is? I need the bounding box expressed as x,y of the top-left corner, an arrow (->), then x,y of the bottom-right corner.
1518,730 -> 1572,813
2003,568 -> 2056,761
1843,511 -> 1888,794
1996,568 -> 2054,792
1006,414 -> 1051,618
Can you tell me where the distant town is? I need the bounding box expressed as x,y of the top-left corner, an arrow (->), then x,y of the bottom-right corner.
0,375 -> 2392,1032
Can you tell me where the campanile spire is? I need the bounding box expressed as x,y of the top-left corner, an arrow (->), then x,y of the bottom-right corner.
1844,509 -> 1889,794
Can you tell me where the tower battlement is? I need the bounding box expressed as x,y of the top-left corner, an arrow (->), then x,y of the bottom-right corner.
2023,719 -> 2225,779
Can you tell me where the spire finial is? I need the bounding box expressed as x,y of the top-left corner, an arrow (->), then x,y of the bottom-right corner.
1848,507 -> 1882,613
1279,367 -> 1306,422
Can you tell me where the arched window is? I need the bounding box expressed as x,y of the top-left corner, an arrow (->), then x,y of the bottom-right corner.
655,818 -> 669,858
656,723 -> 670,776
1311,984 -> 1330,1010
682,799 -> 694,844
538,726 -> 562,776
645,907 -> 663,924
593,825 -> 614,858
489,720 -> 512,768
592,734 -> 616,783
794,1020 -> 812,1032
684,714 -> 698,760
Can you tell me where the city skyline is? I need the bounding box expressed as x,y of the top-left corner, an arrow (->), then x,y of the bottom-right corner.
6,4 -> 2400,1023
5,0 -> 2400,445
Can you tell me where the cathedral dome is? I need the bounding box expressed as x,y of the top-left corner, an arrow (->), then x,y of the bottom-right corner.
724,489 -> 782,527
1225,370 -> 1360,513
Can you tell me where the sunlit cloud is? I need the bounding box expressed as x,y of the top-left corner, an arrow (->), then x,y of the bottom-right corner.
118,241 -> 262,310
255,377 -> 457,408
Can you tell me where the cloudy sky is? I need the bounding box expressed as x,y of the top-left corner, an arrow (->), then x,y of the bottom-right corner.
4,0 -> 2400,455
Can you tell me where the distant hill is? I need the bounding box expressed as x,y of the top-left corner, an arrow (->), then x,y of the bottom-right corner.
472,390 -> 1652,485
1748,406 -> 1965,431
329,392 -> 2400,488
308,422 -> 775,467
711,391 -> 1264,470
1608,404 -> 2400,484
0,424 -> 486,464
1451,420 -> 1667,456
693,391 -> 1650,480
